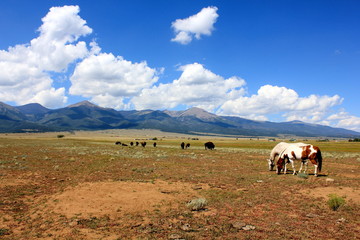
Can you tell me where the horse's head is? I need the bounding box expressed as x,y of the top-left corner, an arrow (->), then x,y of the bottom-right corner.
267,158 -> 275,171
267,159 -> 274,171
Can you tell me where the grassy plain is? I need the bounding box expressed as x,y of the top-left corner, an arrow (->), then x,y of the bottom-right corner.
0,130 -> 359,239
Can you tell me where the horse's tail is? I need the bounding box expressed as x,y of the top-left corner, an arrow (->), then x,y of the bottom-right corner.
317,150 -> 322,172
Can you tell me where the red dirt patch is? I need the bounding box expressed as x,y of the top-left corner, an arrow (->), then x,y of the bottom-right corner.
45,180 -> 208,218
300,187 -> 360,204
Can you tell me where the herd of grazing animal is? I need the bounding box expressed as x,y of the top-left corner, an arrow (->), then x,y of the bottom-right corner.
115,141 -> 149,147
117,139 -> 323,176
180,142 -> 191,149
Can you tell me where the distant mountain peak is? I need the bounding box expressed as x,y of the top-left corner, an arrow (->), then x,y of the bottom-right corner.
16,103 -> 49,115
179,107 -> 219,120
67,101 -> 99,108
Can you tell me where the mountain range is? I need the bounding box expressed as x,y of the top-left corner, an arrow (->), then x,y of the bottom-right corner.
0,101 -> 359,138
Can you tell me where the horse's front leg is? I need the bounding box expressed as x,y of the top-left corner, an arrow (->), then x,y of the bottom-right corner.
299,161 -> 303,173
304,160 -> 308,174
314,165 -> 318,176
290,159 -> 297,175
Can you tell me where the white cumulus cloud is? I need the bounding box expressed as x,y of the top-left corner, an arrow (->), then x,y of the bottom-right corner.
218,85 -> 343,123
132,63 -> 246,111
69,53 -> 160,109
327,111 -> 360,132
0,5 -> 92,108
171,6 -> 219,45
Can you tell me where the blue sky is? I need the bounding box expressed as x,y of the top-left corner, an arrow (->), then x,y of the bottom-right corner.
0,0 -> 360,132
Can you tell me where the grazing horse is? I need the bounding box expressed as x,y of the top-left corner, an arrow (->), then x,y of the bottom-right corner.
267,142 -> 308,171
204,142 -> 215,150
276,143 -> 323,176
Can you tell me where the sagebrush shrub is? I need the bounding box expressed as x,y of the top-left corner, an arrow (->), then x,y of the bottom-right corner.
327,194 -> 345,211
186,198 -> 208,211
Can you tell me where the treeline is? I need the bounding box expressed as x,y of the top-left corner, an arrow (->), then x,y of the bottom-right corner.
348,138 -> 360,142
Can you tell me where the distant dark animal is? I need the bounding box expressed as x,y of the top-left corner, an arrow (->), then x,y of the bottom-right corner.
185,143 -> 190,149
136,141 -> 139,146
115,141 -> 121,145
204,142 -> 215,150
121,143 -> 128,146
130,142 -> 134,146
141,141 -> 147,147
153,142 -> 157,147
181,142 -> 185,149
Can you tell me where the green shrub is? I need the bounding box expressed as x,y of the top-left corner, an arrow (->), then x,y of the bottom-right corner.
327,194 -> 345,211
57,134 -> 65,138
297,173 -> 308,179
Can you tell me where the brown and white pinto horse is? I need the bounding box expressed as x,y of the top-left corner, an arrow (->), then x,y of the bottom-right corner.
276,143 -> 323,176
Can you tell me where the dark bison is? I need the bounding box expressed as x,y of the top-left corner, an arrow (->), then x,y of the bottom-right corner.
204,142 -> 215,150
141,141 -> 147,147
130,142 -> 134,146
136,141 -> 139,146
121,143 -> 128,146
153,142 -> 157,147
185,143 -> 190,149
115,141 -> 121,145
181,142 -> 185,149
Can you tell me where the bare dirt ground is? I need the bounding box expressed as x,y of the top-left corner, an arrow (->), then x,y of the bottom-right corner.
0,131 -> 359,239
45,180 -> 208,218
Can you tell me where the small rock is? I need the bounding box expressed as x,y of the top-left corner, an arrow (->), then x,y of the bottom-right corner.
326,178 -> 335,183
169,233 -> 184,240
242,225 -> 256,231
256,180 -> 263,183
181,223 -> 191,231
232,222 -> 246,229
160,190 -> 172,194
306,213 -> 319,218
336,218 -> 346,224
69,220 -> 78,227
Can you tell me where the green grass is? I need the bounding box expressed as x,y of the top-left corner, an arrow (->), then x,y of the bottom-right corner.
328,194 -> 346,211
